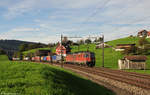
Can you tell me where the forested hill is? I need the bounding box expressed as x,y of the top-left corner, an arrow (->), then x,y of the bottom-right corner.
0,39 -> 36,51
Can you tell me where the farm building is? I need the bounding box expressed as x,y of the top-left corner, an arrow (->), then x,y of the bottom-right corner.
35,50 -> 51,56
137,30 -> 150,38
115,44 -> 135,51
56,43 -> 66,56
118,55 -> 147,70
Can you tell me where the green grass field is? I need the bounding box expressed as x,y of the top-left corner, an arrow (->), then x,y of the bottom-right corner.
0,55 -> 115,95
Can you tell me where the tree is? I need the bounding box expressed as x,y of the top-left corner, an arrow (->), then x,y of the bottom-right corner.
85,39 -> 91,44
62,36 -> 68,43
0,48 -> 5,55
13,51 -> 23,59
19,44 -> 28,52
94,37 -> 103,43
78,39 -> 84,45
28,44 -> 36,50
138,37 -> 149,49
137,37 -> 150,54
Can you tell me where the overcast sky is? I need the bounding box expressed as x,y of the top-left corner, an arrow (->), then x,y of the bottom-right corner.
0,0 -> 150,43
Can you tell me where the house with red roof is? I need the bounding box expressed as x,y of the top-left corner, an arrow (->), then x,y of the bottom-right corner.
137,30 -> 150,38
56,43 -> 66,56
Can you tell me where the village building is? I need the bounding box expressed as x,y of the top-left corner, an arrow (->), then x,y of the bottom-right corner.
56,43 -> 66,56
118,55 -> 147,70
115,44 -> 135,51
137,30 -> 150,38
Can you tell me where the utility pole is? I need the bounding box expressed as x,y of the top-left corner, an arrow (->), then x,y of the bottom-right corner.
61,34 -> 63,68
102,35 -> 104,67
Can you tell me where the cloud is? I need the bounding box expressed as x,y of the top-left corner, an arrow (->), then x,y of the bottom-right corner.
11,28 -> 40,32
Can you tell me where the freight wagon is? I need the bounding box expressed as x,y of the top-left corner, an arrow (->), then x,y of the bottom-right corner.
23,57 -> 30,61
12,57 -> 20,61
34,56 -> 41,61
52,55 -> 61,63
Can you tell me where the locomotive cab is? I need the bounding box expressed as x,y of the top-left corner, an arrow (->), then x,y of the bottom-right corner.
84,52 -> 95,67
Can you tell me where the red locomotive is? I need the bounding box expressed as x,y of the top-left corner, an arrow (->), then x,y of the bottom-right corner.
65,52 -> 95,67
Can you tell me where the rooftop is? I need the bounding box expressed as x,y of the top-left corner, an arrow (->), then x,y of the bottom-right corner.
124,55 -> 147,61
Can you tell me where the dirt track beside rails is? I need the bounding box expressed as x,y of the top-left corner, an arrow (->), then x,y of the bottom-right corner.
48,63 -> 150,95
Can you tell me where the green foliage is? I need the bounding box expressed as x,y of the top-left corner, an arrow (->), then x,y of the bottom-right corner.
19,44 -> 28,52
0,48 -> 5,55
85,39 -> 92,44
77,39 -> 84,45
13,52 -> 23,59
19,43 -> 48,52
138,37 -> 149,47
94,37 -> 103,43
0,55 -> 115,95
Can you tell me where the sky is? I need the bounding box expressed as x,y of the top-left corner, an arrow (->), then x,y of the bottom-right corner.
0,0 -> 150,43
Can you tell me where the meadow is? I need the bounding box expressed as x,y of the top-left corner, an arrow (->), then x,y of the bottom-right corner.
0,55 -> 115,95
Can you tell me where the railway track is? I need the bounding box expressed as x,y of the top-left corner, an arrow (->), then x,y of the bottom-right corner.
95,67 -> 150,80
62,64 -> 150,90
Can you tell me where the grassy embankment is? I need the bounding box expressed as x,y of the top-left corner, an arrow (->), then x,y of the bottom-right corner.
0,55 -> 115,95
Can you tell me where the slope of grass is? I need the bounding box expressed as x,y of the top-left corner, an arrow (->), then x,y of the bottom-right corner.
107,36 -> 150,47
107,37 -> 139,47
0,55 -> 115,95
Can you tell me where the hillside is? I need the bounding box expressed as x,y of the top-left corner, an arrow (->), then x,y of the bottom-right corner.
0,55 -> 115,95
0,40 -> 36,51
106,36 -> 150,47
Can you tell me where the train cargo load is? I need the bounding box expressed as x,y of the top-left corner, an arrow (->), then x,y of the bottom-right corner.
46,56 -> 51,62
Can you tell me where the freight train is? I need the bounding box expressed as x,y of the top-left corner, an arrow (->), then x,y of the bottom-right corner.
13,51 -> 95,67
